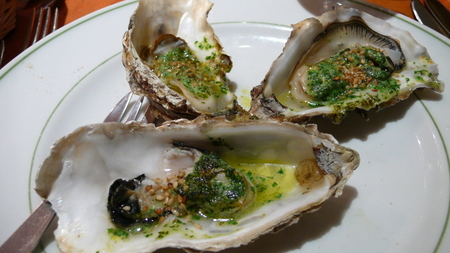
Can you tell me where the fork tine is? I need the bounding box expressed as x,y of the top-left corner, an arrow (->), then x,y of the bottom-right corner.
126,96 -> 149,122
42,8 -> 52,37
0,40 -> 5,67
137,97 -> 150,123
52,7 -> 59,33
31,8 -> 45,45
104,92 -> 150,123
25,5 -> 59,49
22,8 -> 37,50
104,92 -> 133,122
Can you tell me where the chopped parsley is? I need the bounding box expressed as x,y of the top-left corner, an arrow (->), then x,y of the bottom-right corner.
108,228 -> 129,240
306,45 -> 400,107
176,153 -> 252,218
152,37 -> 231,100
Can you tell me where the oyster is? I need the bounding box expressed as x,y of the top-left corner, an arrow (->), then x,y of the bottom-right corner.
250,8 -> 445,123
123,0 -> 241,121
35,118 -> 359,252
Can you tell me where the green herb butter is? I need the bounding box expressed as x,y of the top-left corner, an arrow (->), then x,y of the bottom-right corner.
306,45 -> 399,106
152,37 -> 231,100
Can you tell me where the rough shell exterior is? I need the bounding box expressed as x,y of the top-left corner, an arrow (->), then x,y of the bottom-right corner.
123,0 -> 240,122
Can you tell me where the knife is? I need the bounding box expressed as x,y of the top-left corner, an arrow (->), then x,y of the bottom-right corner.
0,201 -> 55,253
424,0 -> 450,37
411,0 -> 450,37
0,93 -> 149,253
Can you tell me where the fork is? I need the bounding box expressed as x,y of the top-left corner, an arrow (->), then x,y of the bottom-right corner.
0,40 -> 4,67
22,0 -> 60,50
0,92 -> 149,253
104,92 -> 149,123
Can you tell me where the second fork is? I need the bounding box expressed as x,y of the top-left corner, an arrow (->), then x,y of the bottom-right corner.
22,0 -> 60,50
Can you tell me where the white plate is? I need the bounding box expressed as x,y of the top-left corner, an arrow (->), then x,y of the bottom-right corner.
0,0 -> 449,252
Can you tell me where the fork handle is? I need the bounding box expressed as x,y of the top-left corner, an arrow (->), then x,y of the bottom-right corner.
0,201 -> 56,253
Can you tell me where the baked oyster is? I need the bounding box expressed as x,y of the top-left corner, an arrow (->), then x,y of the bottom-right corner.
123,0 -> 241,122
35,118 -> 359,252
250,8 -> 445,123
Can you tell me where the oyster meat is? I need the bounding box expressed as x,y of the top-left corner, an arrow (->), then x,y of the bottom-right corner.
250,8 -> 445,123
35,118 -> 359,252
123,0 -> 240,121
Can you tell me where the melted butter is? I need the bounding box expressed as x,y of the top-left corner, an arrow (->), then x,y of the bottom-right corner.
237,88 -> 251,110
106,155 -> 321,240
223,155 -> 299,213
276,91 -> 312,112
274,46 -> 403,117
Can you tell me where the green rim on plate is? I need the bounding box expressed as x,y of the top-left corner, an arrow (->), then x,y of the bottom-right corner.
1,0 -> 444,252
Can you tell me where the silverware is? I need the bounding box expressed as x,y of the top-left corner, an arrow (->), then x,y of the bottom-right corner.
104,92 -> 149,123
0,92 -> 149,253
411,0 -> 448,36
22,0 -> 61,50
0,40 -> 4,67
0,202 -> 54,253
424,0 -> 450,36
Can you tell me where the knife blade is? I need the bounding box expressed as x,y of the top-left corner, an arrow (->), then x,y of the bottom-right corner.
411,0 -> 449,37
424,0 -> 450,37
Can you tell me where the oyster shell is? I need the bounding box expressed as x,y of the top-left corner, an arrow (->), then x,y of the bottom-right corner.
35,118 -> 359,252
123,0 -> 241,121
250,8 -> 445,123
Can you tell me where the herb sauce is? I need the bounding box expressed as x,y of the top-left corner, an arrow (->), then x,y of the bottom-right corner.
153,37 -> 231,100
306,45 -> 399,107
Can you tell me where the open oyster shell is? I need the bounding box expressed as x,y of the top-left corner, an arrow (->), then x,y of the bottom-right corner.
123,0 -> 242,122
250,8 -> 445,123
35,118 -> 359,252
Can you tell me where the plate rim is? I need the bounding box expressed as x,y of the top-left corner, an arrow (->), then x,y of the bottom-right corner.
0,0 -> 447,252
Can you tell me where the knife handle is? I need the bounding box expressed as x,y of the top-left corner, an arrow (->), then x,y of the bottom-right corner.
0,201 -> 56,253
